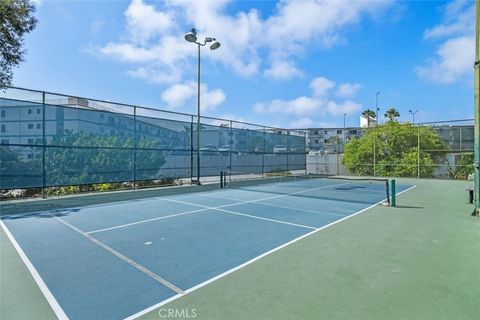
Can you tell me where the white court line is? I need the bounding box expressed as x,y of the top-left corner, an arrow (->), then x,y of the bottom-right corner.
0,219 -> 69,320
86,207 -> 210,234
200,193 -> 346,218
52,215 -> 184,295
88,181 -> 350,234
125,184 -> 417,320
162,198 -> 316,230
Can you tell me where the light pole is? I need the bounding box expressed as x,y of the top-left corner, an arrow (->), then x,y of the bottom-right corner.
343,113 -> 347,151
185,28 -> 221,185
409,109 -> 419,124
376,91 -> 381,125
474,0 -> 480,216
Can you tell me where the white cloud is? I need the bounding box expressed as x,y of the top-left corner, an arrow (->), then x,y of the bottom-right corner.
125,0 -> 174,44
290,117 -> 314,128
127,65 -> 182,84
416,36 -> 474,84
416,0 -> 474,84
264,60 -> 303,80
254,76 -> 362,119
160,83 -> 194,108
310,77 -> 335,98
325,100 -> 362,116
96,0 -> 395,84
254,96 -> 321,116
161,81 -> 226,112
335,83 -> 361,98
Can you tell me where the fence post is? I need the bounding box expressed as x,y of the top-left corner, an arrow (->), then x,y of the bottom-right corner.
286,130 -> 289,173
262,126 -> 266,177
373,129 -> 376,177
459,126 -> 462,151
42,91 -> 46,198
190,115 -> 194,184
229,121 -> 232,178
133,106 -> 137,189
304,131 -> 307,175
417,124 -> 420,179
336,131 -> 339,176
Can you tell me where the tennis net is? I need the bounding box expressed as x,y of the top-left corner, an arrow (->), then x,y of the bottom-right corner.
219,171 -> 391,206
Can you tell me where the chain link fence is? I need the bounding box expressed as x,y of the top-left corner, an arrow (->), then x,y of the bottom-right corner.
0,87 -> 306,200
306,120 -> 474,179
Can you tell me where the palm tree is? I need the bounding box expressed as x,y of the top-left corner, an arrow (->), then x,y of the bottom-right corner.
362,109 -> 377,127
362,109 -> 376,119
384,107 -> 400,122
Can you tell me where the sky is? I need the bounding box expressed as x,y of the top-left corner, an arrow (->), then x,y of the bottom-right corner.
13,0 -> 475,128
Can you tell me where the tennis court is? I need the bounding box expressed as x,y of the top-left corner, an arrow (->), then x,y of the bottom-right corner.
0,176 -> 412,319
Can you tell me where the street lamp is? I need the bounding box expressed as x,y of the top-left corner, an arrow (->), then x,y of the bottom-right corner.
376,91 -> 381,125
343,112 -> 347,153
184,28 -> 221,185
409,109 -> 419,124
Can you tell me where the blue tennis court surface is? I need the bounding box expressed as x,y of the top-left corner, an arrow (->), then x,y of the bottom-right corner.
1,178 -> 413,319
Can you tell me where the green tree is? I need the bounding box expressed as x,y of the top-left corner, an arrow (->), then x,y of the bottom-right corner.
384,107 -> 400,122
0,0 -> 38,88
343,122 -> 447,177
451,153 -> 474,179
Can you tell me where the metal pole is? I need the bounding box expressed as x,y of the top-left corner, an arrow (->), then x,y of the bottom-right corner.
376,91 -> 380,124
286,130 -> 289,173
391,179 -> 396,207
190,115 -> 194,184
196,43 -> 201,185
229,120 -> 232,176
343,113 -> 346,153
42,91 -> 46,198
133,106 -> 136,189
474,0 -> 480,215
460,126 -> 463,151
262,126 -> 265,177
373,129 -> 376,177
417,124 -> 421,179
336,131 -> 339,175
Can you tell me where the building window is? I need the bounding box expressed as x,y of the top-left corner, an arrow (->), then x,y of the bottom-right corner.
28,124 -> 34,129
313,130 -> 319,135
28,109 -> 32,114
1,110 -> 5,118
349,129 -> 357,135
1,125 -> 5,133
27,153 -> 33,159
324,130 -> 328,135
337,130 -> 342,135
100,127 -> 104,133
314,139 -> 319,144
28,138 -> 34,144
1,139 -> 8,144
37,123 -> 41,129
37,109 -> 41,114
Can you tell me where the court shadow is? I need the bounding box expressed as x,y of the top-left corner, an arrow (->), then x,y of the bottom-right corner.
395,205 -> 424,209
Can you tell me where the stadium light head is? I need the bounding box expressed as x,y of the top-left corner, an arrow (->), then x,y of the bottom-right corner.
185,28 -> 197,43
210,40 -> 221,50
